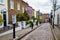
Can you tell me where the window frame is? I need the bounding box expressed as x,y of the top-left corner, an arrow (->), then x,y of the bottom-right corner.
22,7 -> 24,13
0,0 -> 3,4
10,0 -> 14,9
17,3 -> 20,10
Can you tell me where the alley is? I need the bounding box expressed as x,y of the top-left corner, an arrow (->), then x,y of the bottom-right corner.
21,23 -> 54,40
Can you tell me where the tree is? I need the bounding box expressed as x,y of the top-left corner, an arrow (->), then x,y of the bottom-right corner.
24,9 -> 30,21
51,0 -> 57,13
16,13 -> 27,21
51,0 -> 57,28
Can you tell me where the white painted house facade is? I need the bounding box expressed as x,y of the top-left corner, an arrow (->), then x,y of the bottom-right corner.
0,0 -> 8,28
54,8 -> 60,25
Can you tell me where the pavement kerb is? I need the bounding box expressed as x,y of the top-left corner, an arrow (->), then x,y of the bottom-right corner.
50,24 -> 58,40
1,24 -> 41,40
15,24 -> 42,40
0,24 -> 42,40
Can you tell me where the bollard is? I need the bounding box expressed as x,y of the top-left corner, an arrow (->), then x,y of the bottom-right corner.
13,24 -> 16,38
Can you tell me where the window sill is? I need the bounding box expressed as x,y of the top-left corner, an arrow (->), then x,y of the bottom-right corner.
18,10 -> 20,11
0,3 -> 4,6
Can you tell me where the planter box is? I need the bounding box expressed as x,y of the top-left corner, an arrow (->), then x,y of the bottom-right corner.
17,22 -> 22,30
17,21 -> 26,30
22,21 -> 26,28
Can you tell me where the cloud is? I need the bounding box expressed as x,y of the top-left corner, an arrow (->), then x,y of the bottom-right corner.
23,0 -> 52,13
39,6 -> 52,13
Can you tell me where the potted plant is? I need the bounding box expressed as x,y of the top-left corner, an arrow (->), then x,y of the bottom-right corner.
24,10 -> 30,21
35,18 -> 43,25
32,16 -> 36,25
0,14 -> 3,29
16,9 -> 30,29
23,9 -> 30,28
16,13 -> 27,29
16,13 -> 22,30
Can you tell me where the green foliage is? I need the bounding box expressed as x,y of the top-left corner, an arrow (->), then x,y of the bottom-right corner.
24,10 -> 30,21
26,20 -> 30,25
0,14 -> 3,26
35,18 -> 43,23
32,16 -> 36,20
16,13 -> 27,21
16,10 -> 30,22
26,20 -> 32,25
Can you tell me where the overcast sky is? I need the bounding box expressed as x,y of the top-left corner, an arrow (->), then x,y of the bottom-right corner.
23,0 -> 60,13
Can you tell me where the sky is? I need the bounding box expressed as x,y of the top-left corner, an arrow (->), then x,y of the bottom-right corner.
23,0 -> 60,14
23,0 -> 52,13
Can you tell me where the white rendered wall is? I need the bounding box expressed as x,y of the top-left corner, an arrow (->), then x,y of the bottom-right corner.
54,8 -> 60,25
0,0 -> 8,28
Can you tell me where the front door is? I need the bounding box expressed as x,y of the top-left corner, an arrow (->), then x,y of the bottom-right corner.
3,14 -> 7,27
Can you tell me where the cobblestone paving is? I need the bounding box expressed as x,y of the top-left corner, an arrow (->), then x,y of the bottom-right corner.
21,23 -> 54,40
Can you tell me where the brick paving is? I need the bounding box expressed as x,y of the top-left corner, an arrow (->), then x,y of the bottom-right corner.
53,26 -> 60,40
0,25 -> 38,40
21,23 -> 54,40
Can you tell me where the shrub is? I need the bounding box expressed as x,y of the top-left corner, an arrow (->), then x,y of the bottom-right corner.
35,18 -> 43,24
16,13 -> 27,21
24,9 -> 30,21
26,20 -> 31,25
32,16 -> 36,22
0,14 -> 3,26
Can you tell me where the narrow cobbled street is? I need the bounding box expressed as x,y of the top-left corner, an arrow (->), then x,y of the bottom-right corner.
21,23 -> 54,40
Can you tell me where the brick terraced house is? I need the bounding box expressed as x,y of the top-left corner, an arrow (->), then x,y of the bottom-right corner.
0,0 -> 35,29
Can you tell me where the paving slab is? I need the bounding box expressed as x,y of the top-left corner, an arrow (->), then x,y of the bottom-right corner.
53,26 -> 60,40
0,25 -> 38,40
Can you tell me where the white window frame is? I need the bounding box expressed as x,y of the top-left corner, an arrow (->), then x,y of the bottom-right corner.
10,0 -> 14,9
17,3 -> 20,10
0,0 -> 3,4
22,7 -> 24,13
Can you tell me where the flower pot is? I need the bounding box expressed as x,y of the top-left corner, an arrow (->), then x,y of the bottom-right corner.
17,21 -> 26,29
17,22 -> 22,30
21,21 -> 26,29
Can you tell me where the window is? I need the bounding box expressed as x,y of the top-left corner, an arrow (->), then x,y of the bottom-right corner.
10,0 -> 14,9
22,7 -> 24,13
0,0 -> 3,4
17,3 -> 20,10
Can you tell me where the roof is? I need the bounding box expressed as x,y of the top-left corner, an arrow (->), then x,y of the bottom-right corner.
22,0 -> 28,5
28,6 -> 32,8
